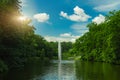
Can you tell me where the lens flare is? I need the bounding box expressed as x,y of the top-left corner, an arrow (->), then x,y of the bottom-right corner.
18,16 -> 27,21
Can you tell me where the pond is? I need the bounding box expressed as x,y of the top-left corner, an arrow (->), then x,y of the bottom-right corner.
0,60 -> 120,80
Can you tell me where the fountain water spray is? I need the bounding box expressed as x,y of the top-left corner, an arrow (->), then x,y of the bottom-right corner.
58,41 -> 62,80
58,41 -> 62,62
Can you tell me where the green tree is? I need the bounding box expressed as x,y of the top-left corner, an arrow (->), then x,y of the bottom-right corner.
73,10 -> 120,64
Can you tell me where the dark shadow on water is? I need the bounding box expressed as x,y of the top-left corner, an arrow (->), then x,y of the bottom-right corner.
0,61 -> 46,80
1,60 -> 120,80
75,61 -> 120,80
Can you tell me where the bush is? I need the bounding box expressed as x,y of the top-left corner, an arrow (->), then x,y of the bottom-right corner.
0,60 -> 8,72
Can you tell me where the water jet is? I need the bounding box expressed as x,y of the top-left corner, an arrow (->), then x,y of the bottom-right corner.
58,41 -> 62,62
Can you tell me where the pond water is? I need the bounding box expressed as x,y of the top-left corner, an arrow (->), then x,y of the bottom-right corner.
0,60 -> 120,80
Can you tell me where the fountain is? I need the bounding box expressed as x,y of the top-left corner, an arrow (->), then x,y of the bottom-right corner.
58,41 -> 62,62
58,41 -> 62,80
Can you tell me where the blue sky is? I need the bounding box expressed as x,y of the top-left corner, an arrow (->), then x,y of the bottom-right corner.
20,0 -> 120,42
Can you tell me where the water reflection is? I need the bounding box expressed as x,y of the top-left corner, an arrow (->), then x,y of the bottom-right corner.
58,62 -> 61,80
57,61 -> 76,80
75,61 -> 120,80
36,60 -> 76,80
0,61 -> 45,80
1,60 -> 120,80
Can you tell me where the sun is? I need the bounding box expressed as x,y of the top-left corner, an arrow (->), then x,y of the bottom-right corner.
18,16 -> 27,21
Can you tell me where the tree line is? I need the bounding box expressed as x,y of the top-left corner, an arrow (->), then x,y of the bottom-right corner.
0,0 -> 73,72
73,10 -> 120,64
0,0 -> 56,72
48,42 -> 73,60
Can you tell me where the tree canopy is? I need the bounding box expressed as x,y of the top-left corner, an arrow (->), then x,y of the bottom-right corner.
0,0 -> 55,72
73,10 -> 120,64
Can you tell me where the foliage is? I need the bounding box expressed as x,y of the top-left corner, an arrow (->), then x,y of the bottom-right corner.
47,42 -> 73,60
0,59 -> 8,72
0,0 -> 55,72
73,10 -> 120,64
61,42 -> 74,59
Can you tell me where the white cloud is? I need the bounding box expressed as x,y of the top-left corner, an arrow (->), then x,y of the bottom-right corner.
74,6 -> 84,15
71,23 -> 88,35
93,1 -> 120,12
60,11 -> 68,18
92,14 -> 105,24
60,6 -> 91,22
44,34 -> 80,43
33,13 -> 49,22
60,33 -> 72,37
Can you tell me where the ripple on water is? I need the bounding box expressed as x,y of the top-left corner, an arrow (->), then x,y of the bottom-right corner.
52,60 -> 75,63
33,60 -> 76,80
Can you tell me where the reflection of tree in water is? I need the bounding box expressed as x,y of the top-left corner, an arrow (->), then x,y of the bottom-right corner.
38,61 -> 76,80
2,61 -> 45,80
75,61 -> 120,80
58,62 -> 76,80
